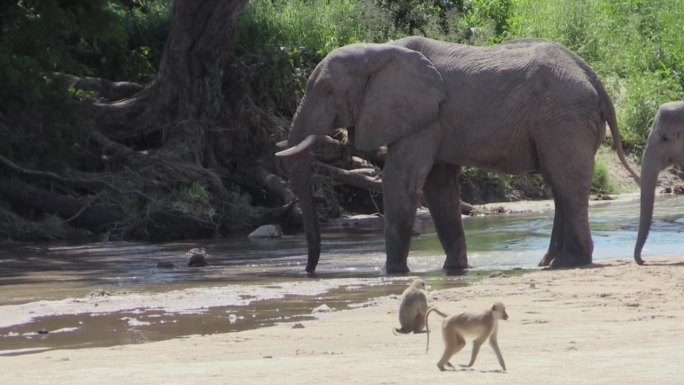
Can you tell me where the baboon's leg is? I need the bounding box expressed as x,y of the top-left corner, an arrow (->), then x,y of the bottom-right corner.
413,313 -> 426,333
463,336 -> 487,367
489,336 -> 506,370
437,329 -> 465,371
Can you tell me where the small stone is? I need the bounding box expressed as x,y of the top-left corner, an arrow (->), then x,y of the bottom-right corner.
292,323 -> 305,329
38,329 -> 49,334
228,314 -> 238,324
312,304 -> 332,313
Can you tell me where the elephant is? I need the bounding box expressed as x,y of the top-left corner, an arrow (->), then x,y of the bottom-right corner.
634,101 -> 684,265
276,36 -> 639,274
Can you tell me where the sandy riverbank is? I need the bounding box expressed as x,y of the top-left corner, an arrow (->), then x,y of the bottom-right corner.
4,256 -> 683,385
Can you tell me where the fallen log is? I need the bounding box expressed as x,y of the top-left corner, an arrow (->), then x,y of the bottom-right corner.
311,161 -> 476,215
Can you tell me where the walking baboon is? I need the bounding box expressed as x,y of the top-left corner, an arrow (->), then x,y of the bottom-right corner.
393,279 -> 428,334
426,302 -> 508,371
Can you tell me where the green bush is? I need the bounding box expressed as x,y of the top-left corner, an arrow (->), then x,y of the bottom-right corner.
592,156 -> 615,194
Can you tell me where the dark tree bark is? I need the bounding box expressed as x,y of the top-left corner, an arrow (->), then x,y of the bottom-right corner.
95,0 -> 249,139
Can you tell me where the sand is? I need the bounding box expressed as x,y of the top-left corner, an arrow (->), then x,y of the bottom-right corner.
4,257 -> 684,385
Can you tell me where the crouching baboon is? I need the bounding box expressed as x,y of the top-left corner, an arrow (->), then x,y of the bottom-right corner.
393,279 -> 428,334
426,302 -> 508,371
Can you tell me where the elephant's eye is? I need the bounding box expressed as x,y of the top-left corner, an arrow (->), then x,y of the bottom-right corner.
661,134 -> 670,142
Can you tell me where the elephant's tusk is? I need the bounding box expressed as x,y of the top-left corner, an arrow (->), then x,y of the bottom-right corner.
275,139 -> 289,148
275,135 -> 316,157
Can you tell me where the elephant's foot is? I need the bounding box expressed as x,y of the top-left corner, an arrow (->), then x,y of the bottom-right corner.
539,251 -> 591,268
442,252 -> 470,272
537,252 -> 555,267
385,263 -> 410,274
442,259 -> 469,273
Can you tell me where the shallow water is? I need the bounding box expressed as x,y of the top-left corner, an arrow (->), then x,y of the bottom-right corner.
0,195 -> 682,355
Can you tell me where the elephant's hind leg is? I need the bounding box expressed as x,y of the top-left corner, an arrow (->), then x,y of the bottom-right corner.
423,163 -> 468,270
539,137 -> 595,267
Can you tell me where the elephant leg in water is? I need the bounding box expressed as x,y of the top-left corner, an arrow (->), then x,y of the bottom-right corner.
422,163 -> 468,270
382,129 -> 440,273
537,127 -> 595,267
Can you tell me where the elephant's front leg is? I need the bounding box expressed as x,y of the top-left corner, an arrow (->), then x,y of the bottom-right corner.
423,163 -> 468,270
382,131 -> 439,274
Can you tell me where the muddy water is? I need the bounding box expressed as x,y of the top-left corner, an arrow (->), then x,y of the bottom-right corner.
1,196 -> 682,355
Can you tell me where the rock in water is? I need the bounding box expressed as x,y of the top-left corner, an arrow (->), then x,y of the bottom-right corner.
186,247 -> 209,267
248,224 -> 283,239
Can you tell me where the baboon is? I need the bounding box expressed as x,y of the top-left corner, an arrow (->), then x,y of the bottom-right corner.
393,279 -> 428,334
425,302 -> 508,371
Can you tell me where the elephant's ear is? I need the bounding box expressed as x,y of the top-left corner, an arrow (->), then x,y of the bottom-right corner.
354,46 -> 446,151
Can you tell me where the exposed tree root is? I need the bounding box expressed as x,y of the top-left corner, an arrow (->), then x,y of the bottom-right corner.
53,73 -> 144,101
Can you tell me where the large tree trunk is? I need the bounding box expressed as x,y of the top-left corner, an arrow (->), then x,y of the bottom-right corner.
96,0 -> 248,138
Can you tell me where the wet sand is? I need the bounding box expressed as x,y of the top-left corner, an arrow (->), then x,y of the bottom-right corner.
4,256 -> 684,385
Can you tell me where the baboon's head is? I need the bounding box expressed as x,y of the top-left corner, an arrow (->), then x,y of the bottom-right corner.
492,302 -> 508,320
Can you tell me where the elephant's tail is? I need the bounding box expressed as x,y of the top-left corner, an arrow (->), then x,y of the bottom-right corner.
569,49 -> 640,184
601,92 -> 641,184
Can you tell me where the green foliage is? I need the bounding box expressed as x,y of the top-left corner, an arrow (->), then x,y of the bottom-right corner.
175,182 -> 216,219
0,0 -> 171,169
592,156 -> 615,194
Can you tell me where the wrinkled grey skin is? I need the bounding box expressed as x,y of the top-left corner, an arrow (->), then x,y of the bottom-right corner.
277,36 -> 638,274
634,101 -> 684,265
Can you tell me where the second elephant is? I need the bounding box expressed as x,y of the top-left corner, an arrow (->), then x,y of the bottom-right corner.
277,36 -> 639,274
634,101 -> 684,264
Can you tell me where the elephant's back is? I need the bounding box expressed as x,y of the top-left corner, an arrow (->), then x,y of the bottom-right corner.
392,36 -> 594,88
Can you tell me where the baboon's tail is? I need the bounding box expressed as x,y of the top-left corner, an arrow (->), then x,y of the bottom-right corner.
425,306 -> 449,353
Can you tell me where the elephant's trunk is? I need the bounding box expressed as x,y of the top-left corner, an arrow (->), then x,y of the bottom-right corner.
290,153 -> 321,273
634,147 -> 665,265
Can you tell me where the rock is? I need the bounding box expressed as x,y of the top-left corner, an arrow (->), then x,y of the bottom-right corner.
186,247 -> 209,267
156,261 -> 175,268
248,224 -> 283,239
38,328 -> 49,334
292,323 -> 305,329
312,304 -> 332,313
228,314 -> 238,324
